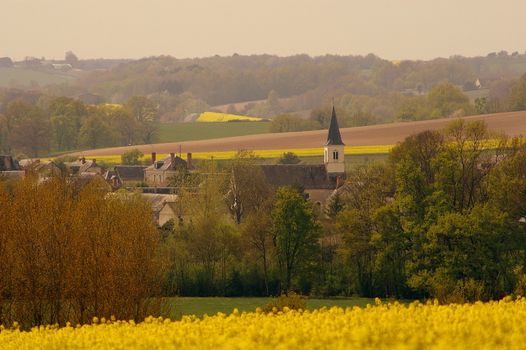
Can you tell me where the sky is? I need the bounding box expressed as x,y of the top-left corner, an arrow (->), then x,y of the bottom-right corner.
1,0 -> 525,61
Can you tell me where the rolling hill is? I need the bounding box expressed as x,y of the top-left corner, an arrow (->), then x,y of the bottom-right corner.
70,111 -> 526,157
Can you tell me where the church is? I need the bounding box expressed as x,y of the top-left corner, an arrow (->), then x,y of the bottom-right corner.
259,106 -> 345,205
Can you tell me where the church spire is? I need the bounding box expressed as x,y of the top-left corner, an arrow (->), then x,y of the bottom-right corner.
325,106 -> 344,146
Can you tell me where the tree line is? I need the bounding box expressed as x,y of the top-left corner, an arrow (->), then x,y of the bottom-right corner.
0,93 -> 159,156
0,176 -> 160,327
59,52 -> 526,122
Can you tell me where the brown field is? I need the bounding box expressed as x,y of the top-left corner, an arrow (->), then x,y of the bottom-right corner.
71,111 -> 526,156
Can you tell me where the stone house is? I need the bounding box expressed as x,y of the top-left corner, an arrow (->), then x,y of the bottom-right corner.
144,152 -> 192,187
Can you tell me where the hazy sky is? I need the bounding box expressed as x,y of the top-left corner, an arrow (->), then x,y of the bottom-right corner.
1,0 -> 525,61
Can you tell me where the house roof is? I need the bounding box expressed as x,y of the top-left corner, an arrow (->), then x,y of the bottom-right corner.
141,193 -> 178,213
260,164 -> 336,190
325,107 -> 344,146
145,155 -> 186,171
0,155 -> 20,171
115,165 -> 146,182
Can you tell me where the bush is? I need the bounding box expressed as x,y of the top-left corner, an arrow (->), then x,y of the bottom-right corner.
278,152 -> 301,164
261,292 -> 307,313
121,148 -> 143,165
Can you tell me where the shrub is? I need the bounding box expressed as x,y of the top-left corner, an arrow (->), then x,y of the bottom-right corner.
262,292 -> 307,313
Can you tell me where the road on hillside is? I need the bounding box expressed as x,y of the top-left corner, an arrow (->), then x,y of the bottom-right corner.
71,111 -> 526,156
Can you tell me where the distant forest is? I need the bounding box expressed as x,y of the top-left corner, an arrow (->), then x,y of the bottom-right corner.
56,52 -> 526,122
1,52 -> 526,155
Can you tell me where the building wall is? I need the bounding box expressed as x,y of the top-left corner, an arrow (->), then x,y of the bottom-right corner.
144,169 -> 176,186
159,204 -> 177,226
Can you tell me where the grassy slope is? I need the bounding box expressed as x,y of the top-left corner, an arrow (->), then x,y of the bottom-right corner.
157,122 -> 271,143
0,67 -> 72,87
168,297 -> 374,318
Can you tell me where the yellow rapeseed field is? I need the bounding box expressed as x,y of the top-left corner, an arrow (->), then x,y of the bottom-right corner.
55,145 -> 394,164
1,298 -> 526,349
197,112 -> 264,122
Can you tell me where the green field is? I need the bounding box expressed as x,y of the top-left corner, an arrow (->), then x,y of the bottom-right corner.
167,297 -> 374,318
158,122 -> 271,143
0,67 -> 72,87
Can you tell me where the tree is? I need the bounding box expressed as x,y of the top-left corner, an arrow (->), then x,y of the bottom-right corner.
241,199 -> 274,295
271,186 -> 320,293
427,83 -> 472,118
226,151 -> 272,224
121,148 -> 143,165
79,114 -> 117,149
278,152 -> 301,164
125,96 -> 159,144
508,73 -> 526,111
267,90 -> 282,115
64,51 -> 78,66
324,192 -> 344,219
475,97 -> 489,114
7,101 -> 50,156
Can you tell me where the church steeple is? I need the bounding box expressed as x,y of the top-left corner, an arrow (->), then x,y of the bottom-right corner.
324,106 -> 345,175
325,106 -> 344,146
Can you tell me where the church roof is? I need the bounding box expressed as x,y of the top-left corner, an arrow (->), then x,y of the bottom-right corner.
260,164 -> 337,190
114,165 -> 146,182
325,107 -> 344,146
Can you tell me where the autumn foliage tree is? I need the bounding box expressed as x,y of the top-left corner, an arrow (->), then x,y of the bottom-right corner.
0,176 -> 162,327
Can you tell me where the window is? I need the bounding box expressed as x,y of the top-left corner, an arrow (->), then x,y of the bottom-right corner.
333,151 -> 338,160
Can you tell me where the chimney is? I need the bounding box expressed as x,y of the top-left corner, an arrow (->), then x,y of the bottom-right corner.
151,152 -> 157,164
170,153 -> 175,167
81,157 -> 86,164
187,152 -> 192,169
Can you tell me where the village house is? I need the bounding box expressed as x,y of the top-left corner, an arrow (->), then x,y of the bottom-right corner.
144,152 -> 193,187
67,157 -> 104,176
19,159 -> 61,180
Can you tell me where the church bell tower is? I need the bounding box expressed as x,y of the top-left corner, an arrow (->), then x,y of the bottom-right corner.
324,106 -> 345,175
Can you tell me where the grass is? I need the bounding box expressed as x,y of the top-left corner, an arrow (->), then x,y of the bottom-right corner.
157,122 -> 271,143
167,297 -> 374,318
0,67 -> 72,87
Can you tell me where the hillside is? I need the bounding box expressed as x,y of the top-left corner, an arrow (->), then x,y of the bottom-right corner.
71,111 -> 526,156
0,67 -> 73,87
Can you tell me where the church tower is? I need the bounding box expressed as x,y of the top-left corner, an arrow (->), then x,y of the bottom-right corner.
324,106 -> 345,175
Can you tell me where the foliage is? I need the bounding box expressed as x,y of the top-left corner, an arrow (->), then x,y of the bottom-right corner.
270,114 -> 321,133
334,120 -> 526,301
0,177 -> 162,327
277,152 -> 301,164
508,73 -> 526,111
121,148 -> 144,165
261,292 -> 306,312
272,186 -> 321,293
0,95 -> 161,155
3,299 -> 526,349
